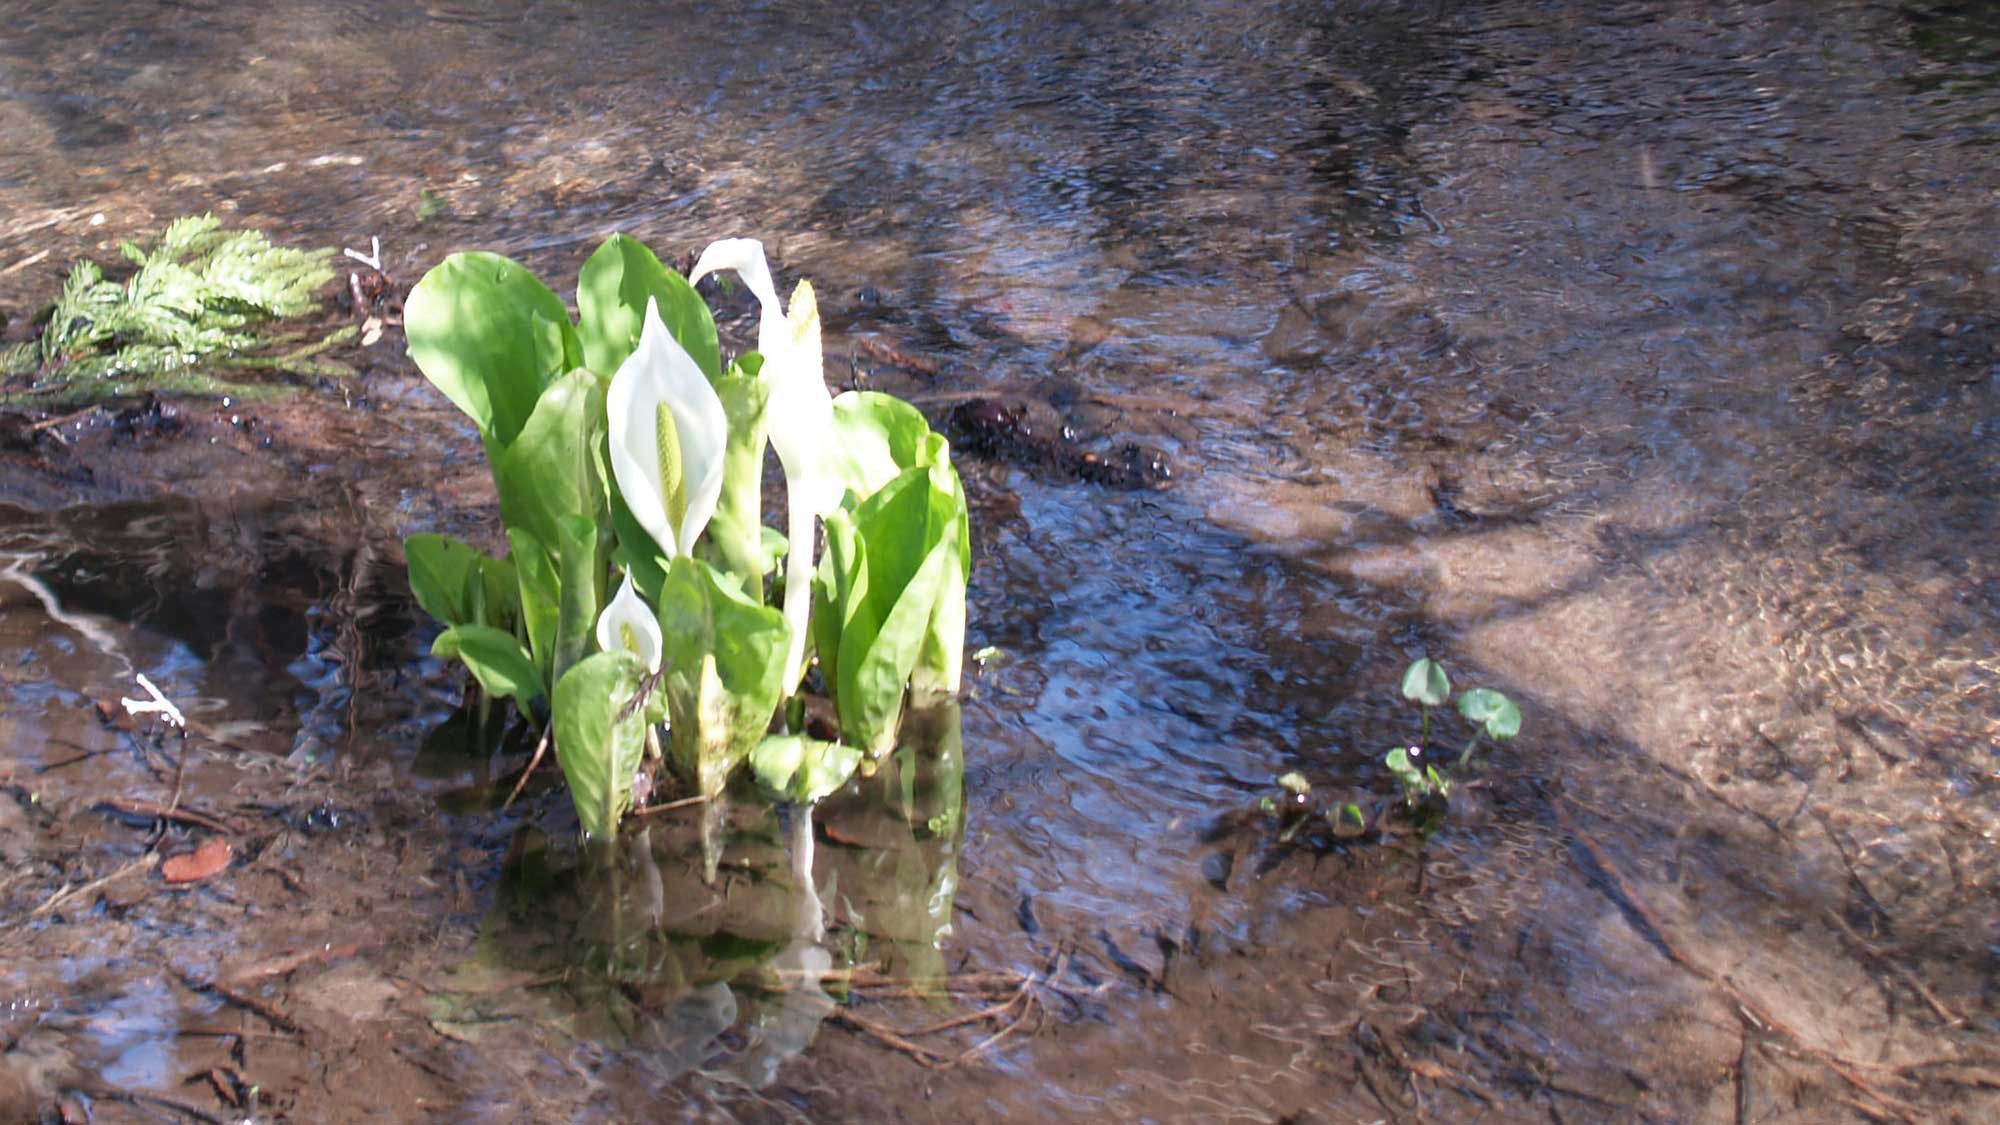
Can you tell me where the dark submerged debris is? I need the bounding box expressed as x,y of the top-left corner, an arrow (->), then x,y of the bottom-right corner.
946,395 -> 1171,489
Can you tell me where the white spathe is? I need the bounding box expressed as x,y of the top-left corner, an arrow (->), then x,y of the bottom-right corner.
595,570 -> 663,673
607,297 -> 728,557
690,239 -> 843,689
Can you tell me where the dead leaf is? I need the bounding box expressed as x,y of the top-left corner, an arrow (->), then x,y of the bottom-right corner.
162,835 -> 234,883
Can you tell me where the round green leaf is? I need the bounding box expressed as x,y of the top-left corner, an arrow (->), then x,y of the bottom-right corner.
1400,658 -> 1450,707
1458,688 -> 1522,739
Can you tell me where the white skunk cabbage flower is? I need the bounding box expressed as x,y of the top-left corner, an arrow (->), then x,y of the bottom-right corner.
608,297 -> 728,557
595,570 -> 662,673
691,239 -> 841,690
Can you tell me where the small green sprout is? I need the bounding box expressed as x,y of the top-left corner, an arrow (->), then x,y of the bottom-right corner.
1384,657 -> 1526,831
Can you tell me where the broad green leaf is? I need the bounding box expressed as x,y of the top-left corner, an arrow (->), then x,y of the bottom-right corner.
432,624 -> 545,706
699,356 -> 772,598
750,734 -> 862,805
476,554 -> 521,634
492,369 -> 608,551
507,527 -> 560,686
552,649 -> 649,839
657,556 -> 788,800
1400,658 -> 1450,707
841,489 -> 958,756
1457,688 -> 1522,739
553,513 -> 602,689
576,233 -> 721,380
405,252 -> 579,447
912,464 -> 971,695
811,505 -> 866,704
826,391 -> 943,502
406,534 -> 519,633
405,533 -> 484,626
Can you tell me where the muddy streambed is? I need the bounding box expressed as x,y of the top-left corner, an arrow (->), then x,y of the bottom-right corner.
2,0 -> 1999,1121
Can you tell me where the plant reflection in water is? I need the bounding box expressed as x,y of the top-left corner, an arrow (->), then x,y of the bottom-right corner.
426,699 -> 964,1087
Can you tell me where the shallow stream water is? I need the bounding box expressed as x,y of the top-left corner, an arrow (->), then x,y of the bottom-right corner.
2,1 -> 1997,1121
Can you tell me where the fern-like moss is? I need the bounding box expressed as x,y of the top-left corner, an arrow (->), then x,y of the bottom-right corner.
3,214 -> 338,393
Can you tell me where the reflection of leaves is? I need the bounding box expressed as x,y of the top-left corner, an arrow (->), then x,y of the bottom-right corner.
818,700 -> 965,981
751,735 -> 862,805
438,700 -> 967,1084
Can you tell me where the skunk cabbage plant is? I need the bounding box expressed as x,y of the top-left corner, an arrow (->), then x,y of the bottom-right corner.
402,232 -> 971,856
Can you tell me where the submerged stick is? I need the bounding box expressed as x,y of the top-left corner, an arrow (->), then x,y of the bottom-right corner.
501,727 -> 553,811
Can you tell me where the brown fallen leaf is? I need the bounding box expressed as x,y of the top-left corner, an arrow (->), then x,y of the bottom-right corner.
161,835 -> 234,884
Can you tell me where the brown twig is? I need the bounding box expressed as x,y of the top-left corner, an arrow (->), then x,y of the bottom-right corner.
906,974 -> 1034,1036
831,1008 -> 953,1065
944,999 -> 1039,1069
184,974 -> 302,1035
501,727 -> 552,811
629,794 -> 707,819
226,942 -> 364,986
94,796 -> 239,834
29,403 -> 97,432
1826,910 -> 1966,1028
10,852 -> 159,924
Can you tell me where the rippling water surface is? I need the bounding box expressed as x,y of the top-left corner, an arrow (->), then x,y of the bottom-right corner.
1,0 -> 1996,1120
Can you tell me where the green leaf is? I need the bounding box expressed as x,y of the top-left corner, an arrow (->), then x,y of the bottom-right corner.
836,470 -> 960,756
826,391 -> 946,503
818,396 -> 972,698
609,487 -> 670,596
404,252 -> 579,447
476,554 -> 522,636
699,357 -> 772,599
1400,658 -> 1450,707
432,625 -> 545,706
657,556 -> 788,800
507,527 -> 560,686
405,534 -> 519,633
576,233 -> 722,380
912,463 -> 971,695
1384,744 -> 1416,780
552,649 -> 650,839
405,534 -> 485,627
553,513 -> 603,689
1457,688 -> 1522,740
812,505 -> 866,709
1331,802 -> 1370,838
750,734 -> 862,805
491,369 -> 609,551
